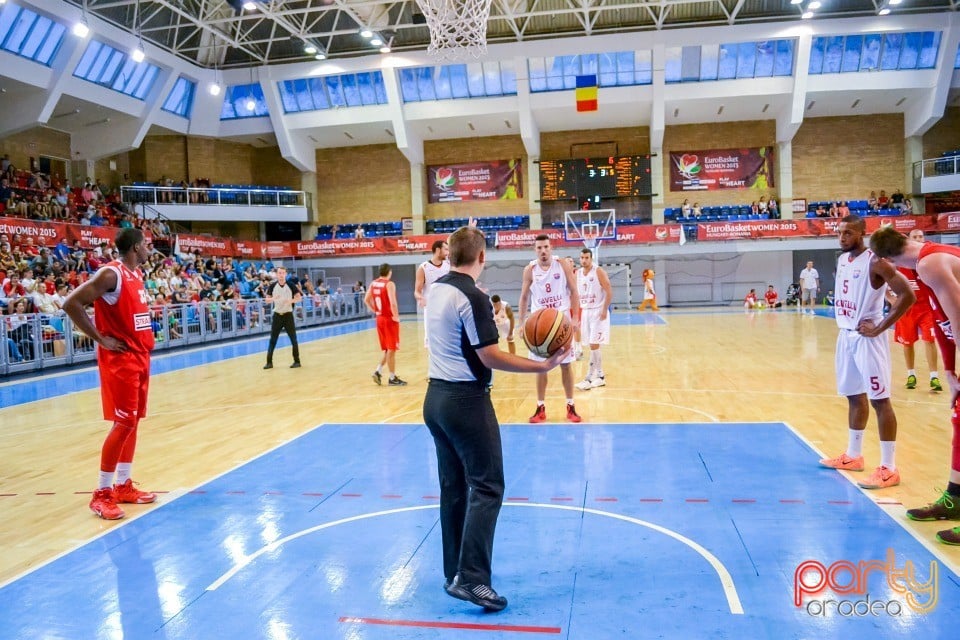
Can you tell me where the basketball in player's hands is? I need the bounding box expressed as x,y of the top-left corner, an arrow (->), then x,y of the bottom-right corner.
523,308 -> 573,358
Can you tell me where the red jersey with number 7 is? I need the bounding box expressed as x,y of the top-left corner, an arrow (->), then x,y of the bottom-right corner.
93,261 -> 155,354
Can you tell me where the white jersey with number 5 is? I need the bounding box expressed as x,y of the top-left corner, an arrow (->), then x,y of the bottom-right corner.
834,249 -> 884,331
529,257 -> 570,312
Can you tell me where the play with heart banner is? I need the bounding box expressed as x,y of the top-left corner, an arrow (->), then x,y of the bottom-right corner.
670,147 -> 775,192
427,160 -> 523,203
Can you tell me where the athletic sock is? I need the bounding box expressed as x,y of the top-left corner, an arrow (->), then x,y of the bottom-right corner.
908,369 -> 916,377
879,441 -> 896,470
931,371 -> 940,379
115,463 -> 132,485
98,471 -> 114,490
846,429 -> 864,458
566,398 -> 574,406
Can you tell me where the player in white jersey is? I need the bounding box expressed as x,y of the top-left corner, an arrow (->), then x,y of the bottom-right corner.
490,295 -> 515,354
820,215 -> 915,490
415,240 -> 450,347
575,248 -> 613,390
518,234 -> 581,423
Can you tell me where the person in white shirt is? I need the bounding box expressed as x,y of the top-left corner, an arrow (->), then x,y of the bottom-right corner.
415,240 -> 451,348
575,248 -> 613,390
819,215 -> 914,490
798,261 -> 819,313
490,295 -> 515,354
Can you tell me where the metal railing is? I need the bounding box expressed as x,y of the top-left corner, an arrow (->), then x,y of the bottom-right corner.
914,155 -> 960,179
0,295 -> 368,376
120,186 -> 308,208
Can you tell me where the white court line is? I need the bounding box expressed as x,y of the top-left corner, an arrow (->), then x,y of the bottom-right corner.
781,420 -> 960,579
204,502 -> 744,615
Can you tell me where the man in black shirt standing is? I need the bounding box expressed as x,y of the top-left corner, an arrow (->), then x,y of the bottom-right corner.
424,226 -> 565,612
263,266 -> 302,369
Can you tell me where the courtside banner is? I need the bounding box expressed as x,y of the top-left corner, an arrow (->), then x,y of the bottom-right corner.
427,160 -> 523,203
670,147 -> 775,192
0,217 -> 152,248
175,233 -> 235,256
696,215 -> 938,241
936,211 -> 960,232
494,225 -> 683,249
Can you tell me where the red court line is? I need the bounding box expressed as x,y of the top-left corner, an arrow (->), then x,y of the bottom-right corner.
302,492 -> 324,496
779,499 -> 804,504
381,494 -> 403,499
264,491 -> 283,495
594,497 -> 618,502
876,501 -> 903,505
226,491 -> 246,495
73,491 -> 92,495
341,493 -> 363,497
339,616 -> 561,634
731,499 -> 757,503
639,498 -> 663,503
153,490 -> 170,494
506,497 -> 529,501
0,493 -> 17,497
35,492 -> 55,496
827,500 -> 852,505
685,498 -> 709,503
189,490 -> 207,494
423,495 -> 440,500
550,497 -> 573,501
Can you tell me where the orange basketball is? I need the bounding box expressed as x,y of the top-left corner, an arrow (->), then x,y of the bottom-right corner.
523,308 -> 573,358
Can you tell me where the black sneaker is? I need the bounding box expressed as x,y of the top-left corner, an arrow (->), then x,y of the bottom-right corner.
388,376 -> 407,386
445,576 -> 507,611
372,371 -> 382,385
290,362 -> 301,368
263,363 -> 273,370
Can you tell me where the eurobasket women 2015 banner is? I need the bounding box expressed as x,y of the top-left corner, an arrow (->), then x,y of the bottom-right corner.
670,147 -> 775,192
427,160 -> 523,203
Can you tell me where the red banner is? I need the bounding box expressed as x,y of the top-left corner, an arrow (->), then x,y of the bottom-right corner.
180,233 -> 454,259
0,217 -> 151,248
670,147 -> 775,192
427,160 -> 523,203
175,233 -> 235,257
494,225 -> 683,249
695,215 -> 938,241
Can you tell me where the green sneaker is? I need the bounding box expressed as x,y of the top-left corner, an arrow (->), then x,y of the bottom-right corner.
906,490 -> 960,521
931,377 -> 943,392
905,374 -> 917,389
936,527 -> 960,545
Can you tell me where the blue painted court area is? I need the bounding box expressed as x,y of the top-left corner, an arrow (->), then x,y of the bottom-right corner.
1,422 -> 957,639
611,313 -> 666,325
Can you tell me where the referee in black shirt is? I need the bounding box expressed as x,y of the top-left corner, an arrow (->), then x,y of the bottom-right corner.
263,266 -> 302,369
425,226 -> 565,612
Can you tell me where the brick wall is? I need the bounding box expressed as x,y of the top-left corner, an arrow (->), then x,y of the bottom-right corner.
0,127 -> 71,175
662,121 -> 777,208
251,146 -> 302,189
315,144 -> 411,225
424,135 -> 527,219
190,221 -> 260,240
792,114 -> 905,202
94,154 -> 131,192
923,107 -> 960,159
540,127 -> 650,159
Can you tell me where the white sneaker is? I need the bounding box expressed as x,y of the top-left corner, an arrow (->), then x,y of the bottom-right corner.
589,376 -> 606,388
575,378 -> 593,391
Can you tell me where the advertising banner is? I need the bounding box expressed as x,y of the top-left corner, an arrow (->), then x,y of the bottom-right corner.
494,225 -> 683,249
0,217 -> 152,249
427,160 -> 523,203
670,147 -> 775,192
696,215 -> 938,241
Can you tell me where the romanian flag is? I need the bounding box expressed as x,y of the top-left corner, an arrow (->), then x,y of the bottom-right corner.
575,74 -> 598,112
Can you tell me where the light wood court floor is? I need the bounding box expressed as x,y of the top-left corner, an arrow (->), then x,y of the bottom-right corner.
1,307 -> 958,585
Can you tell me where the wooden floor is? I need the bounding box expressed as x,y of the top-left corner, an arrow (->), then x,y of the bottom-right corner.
1,306 -> 958,586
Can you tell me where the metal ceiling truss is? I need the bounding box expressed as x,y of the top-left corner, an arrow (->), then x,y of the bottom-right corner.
60,0 -> 953,68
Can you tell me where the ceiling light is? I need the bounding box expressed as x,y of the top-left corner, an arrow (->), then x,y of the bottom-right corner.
371,37 -> 383,46
304,45 -> 317,54
878,7 -> 890,14
243,1 -> 257,9
807,1 -> 821,8
245,98 -> 256,111
380,46 -> 391,53
131,47 -> 145,63
315,53 -> 326,60
801,10 -> 814,18
790,0 -> 803,4
209,82 -> 222,96
72,21 -> 89,38
360,29 -> 373,38
889,0 -> 902,4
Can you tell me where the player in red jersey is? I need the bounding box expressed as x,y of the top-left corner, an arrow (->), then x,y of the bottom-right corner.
870,226 -> 960,545
365,263 -> 406,386
63,228 -> 156,520
764,285 -> 782,308
888,229 -> 941,391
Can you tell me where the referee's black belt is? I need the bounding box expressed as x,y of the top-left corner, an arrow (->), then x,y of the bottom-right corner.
428,378 -> 491,392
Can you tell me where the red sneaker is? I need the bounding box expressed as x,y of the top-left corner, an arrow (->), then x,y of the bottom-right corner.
818,452 -> 864,471
113,478 -> 157,504
529,404 -> 546,424
566,403 -> 582,423
857,466 -> 901,490
89,488 -> 124,520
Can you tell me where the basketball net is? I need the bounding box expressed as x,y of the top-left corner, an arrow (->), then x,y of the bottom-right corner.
582,223 -> 601,262
415,0 -> 492,59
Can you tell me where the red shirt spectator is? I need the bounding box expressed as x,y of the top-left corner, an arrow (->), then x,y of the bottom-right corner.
765,286 -> 780,307
3,274 -> 26,297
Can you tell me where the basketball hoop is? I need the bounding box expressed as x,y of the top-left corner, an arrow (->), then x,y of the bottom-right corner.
582,223 -> 600,250
414,0 -> 492,59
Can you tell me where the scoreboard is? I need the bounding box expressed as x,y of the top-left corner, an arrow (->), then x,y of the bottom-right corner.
538,155 -> 653,202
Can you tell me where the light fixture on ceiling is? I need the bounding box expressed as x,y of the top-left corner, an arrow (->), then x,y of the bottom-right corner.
380,46 -> 391,53
878,7 -> 890,14
762,103 -> 770,113
801,10 -> 814,18
807,0 -> 821,8
851,99 -> 860,108
131,0 -> 145,63
73,0 -> 89,37
343,132 -> 355,140
209,44 -> 222,96
209,81 -> 222,96
315,53 -> 326,60
895,97 -> 907,106
243,1 -> 257,10
717,105 -> 724,115
246,66 -> 257,112
360,29 -> 373,38
806,100 -> 815,110
246,97 -> 256,111
304,45 -> 317,55
889,0 -> 902,4
790,0 -> 802,4
371,37 -> 383,47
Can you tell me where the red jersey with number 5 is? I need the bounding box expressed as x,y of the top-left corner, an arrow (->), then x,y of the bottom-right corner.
369,276 -> 393,318
93,261 -> 155,354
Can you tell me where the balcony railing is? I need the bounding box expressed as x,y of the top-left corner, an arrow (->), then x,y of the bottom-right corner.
914,155 -> 960,179
120,185 -> 308,208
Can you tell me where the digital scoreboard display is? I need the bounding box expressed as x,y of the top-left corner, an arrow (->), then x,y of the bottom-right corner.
539,155 -> 652,201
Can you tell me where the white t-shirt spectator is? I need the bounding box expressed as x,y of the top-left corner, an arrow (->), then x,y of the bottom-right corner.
799,266 -> 819,291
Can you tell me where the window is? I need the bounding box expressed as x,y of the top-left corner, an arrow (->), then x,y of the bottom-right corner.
665,40 -> 795,82
0,2 -> 65,66
399,61 -> 517,102
278,72 -> 388,113
73,40 -> 160,100
810,31 -> 941,74
162,77 -> 196,118
220,83 -> 269,120
529,51 -> 651,92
